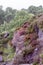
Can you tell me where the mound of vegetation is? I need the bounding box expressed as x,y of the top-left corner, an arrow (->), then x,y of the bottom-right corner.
0,5 -> 43,65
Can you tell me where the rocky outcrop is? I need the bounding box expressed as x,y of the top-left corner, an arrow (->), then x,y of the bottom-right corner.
1,14 -> 43,65
11,22 -> 41,65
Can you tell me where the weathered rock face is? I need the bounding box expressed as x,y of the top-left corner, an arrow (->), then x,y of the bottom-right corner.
11,22 -> 41,65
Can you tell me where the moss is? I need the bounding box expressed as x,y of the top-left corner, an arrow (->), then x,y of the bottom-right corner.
3,45 -> 14,61
24,40 -> 30,46
40,54 -> 43,59
23,45 -> 35,55
33,62 -> 39,65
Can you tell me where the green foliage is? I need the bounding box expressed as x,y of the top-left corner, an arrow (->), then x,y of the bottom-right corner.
0,5 -> 43,25
0,12 -> 34,33
28,5 -> 43,15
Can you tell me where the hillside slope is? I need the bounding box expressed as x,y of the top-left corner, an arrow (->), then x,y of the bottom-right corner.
0,14 -> 43,65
